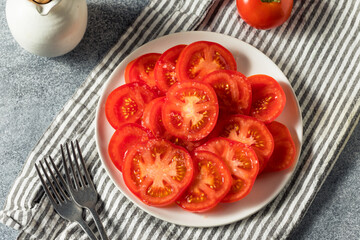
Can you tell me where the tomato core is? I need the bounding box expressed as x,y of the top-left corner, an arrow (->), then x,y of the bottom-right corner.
121,97 -> 138,119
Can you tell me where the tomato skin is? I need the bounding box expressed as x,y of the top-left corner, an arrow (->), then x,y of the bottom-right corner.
162,81 -> 219,141
154,44 -> 187,93
264,121 -> 296,172
196,137 -> 259,203
220,114 -> 274,173
176,41 -> 237,82
177,151 -> 232,212
248,74 -> 286,124
122,139 -> 194,206
108,123 -> 153,172
236,0 -> 293,30
203,70 -> 252,115
126,53 -> 161,90
105,82 -> 158,129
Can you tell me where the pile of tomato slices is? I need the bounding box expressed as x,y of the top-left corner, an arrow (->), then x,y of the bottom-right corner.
105,41 -> 296,212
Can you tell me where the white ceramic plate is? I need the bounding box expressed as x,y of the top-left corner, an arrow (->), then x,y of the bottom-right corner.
95,31 -> 303,227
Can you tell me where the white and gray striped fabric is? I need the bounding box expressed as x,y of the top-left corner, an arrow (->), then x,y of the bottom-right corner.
1,0 -> 359,239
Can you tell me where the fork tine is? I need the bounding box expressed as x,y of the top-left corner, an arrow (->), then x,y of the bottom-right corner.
70,141 -> 87,188
35,163 -> 58,206
43,158 -> 68,201
48,156 -> 70,198
38,160 -> 63,204
61,144 -> 74,190
75,140 -> 94,188
65,142 -> 82,190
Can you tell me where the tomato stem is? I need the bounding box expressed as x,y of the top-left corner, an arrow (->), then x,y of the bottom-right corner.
261,0 -> 280,3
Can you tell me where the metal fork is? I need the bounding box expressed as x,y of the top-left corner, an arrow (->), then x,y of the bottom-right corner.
61,140 -> 109,240
35,157 -> 97,240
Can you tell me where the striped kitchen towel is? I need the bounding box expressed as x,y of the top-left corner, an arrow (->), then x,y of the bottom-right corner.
1,0 -> 359,239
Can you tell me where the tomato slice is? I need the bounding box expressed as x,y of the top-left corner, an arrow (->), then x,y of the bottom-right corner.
197,137 -> 259,202
154,44 -> 187,93
176,151 -> 232,212
141,97 -> 167,137
264,121 -> 296,172
248,74 -> 286,123
105,82 -> 157,129
220,114 -> 274,173
124,59 -> 136,84
108,123 -> 153,172
141,96 -> 205,151
122,139 -> 194,206
176,41 -> 237,82
203,70 -> 252,115
126,53 -> 161,89
162,81 -> 219,141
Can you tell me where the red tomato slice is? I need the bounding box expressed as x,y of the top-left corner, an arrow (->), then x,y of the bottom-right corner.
197,137 -> 259,202
264,121 -> 296,172
108,123 -> 152,172
105,82 -> 157,129
126,53 -> 161,89
162,81 -> 219,141
248,74 -> 286,123
154,44 -> 187,93
203,70 -> 252,115
176,41 -> 237,82
220,114 -> 274,173
176,151 -> 232,212
141,96 -> 205,151
124,59 -> 136,84
122,139 -> 194,206
141,97 -> 167,137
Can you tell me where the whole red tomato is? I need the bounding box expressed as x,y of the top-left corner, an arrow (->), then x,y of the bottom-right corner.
236,0 -> 293,30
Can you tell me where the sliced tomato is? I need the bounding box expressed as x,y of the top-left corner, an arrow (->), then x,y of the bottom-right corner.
176,41 -> 237,82
220,114 -> 274,173
108,123 -> 153,172
122,139 -> 194,206
105,82 -> 157,129
141,97 -> 167,137
264,121 -> 296,172
126,53 -> 161,89
141,96 -> 204,151
248,74 -> 286,123
124,59 -> 136,84
203,70 -> 252,115
162,81 -> 219,141
176,151 -> 232,212
197,137 -> 259,202
154,44 -> 187,93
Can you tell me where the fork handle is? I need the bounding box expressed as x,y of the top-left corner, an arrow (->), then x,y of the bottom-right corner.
76,218 -> 98,240
89,207 -> 109,240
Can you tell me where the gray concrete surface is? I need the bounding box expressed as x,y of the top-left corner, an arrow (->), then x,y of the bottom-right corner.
0,1 -> 359,239
289,125 -> 360,240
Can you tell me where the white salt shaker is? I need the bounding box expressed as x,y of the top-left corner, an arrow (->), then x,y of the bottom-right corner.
6,0 -> 88,57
